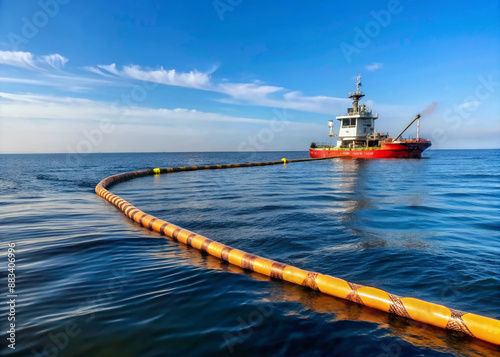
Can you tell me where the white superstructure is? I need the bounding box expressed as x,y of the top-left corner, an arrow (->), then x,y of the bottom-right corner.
336,75 -> 379,143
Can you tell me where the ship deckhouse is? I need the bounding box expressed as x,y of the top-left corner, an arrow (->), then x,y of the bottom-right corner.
309,75 -> 431,158
336,75 -> 378,143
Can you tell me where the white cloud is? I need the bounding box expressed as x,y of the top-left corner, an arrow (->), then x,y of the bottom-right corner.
281,91 -> 349,113
97,63 -> 120,76
459,101 -> 480,109
0,77 -> 58,86
365,62 -> 383,71
217,89 -> 350,114
84,66 -> 115,77
217,82 -> 284,100
0,51 -> 377,116
87,63 -> 349,114
0,51 -> 68,70
0,92 -> 270,125
0,74 -> 119,90
41,54 -> 68,69
0,51 -> 36,69
123,65 -> 211,88
91,63 -> 211,89
0,91 -> 322,153
45,73 -> 120,86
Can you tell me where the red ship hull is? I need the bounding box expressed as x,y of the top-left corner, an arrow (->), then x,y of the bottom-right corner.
309,141 -> 431,159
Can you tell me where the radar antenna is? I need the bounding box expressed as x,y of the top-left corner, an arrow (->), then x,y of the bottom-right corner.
349,74 -> 365,114
356,74 -> 362,92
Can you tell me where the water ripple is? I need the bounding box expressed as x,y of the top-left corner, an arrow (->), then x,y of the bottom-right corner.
1,151 -> 499,356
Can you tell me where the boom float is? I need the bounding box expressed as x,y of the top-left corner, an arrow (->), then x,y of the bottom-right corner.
95,158 -> 500,346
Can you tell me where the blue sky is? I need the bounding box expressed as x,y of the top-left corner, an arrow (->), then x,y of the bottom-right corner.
0,0 -> 499,153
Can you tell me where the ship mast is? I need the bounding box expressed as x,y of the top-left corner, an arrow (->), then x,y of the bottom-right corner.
417,115 -> 420,140
348,74 -> 365,114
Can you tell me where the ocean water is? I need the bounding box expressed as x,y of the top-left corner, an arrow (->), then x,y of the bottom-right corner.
0,150 -> 499,357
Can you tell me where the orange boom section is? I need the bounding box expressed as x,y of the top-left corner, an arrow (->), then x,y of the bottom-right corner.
95,159 -> 500,346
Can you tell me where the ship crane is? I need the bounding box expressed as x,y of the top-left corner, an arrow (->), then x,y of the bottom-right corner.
393,114 -> 421,142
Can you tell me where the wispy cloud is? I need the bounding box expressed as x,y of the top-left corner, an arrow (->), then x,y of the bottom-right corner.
90,63 -> 211,89
87,62 -> 349,114
84,66 -> 111,76
0,51 -> 36,69
281,91 -> 349,113
0,77 -> 60,86
217,89 -> 350,114
0,73 -> 119,91
3,51 -> 358,115
218,82 -> 284,100
41,54 -> 68,69
459,101 -> 480,109
0,91 -> 323,153
0,92 -> 270,125
365,62 -> 383,71
124,65 -> 211,88
0,51 -> 68,70
96,63 -> 121,76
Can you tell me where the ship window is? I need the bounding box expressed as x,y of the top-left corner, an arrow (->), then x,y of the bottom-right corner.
342,118 -> 356,128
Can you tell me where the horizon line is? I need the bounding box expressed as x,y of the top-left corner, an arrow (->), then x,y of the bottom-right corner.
1,148 -> 499,155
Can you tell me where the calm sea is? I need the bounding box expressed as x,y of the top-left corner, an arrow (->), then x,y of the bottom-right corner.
1,150 -> 499,357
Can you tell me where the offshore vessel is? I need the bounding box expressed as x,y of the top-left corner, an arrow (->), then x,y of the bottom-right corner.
309,76 -> 431,159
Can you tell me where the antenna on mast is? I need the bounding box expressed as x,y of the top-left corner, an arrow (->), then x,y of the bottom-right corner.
349,74 -> 365,114
356,74 -> 362,92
